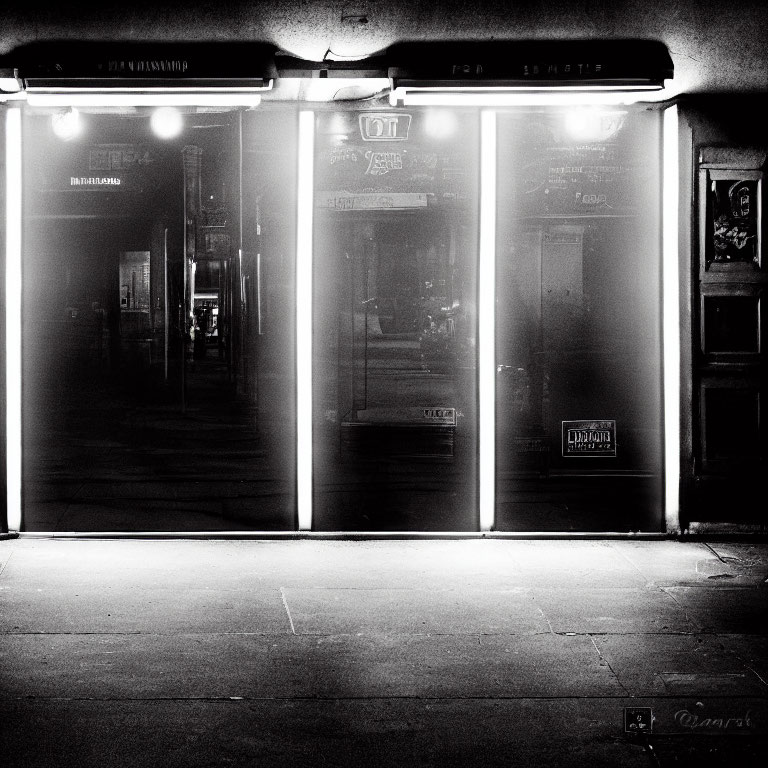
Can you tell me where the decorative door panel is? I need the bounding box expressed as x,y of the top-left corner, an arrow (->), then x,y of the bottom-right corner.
694,148 -> 767,520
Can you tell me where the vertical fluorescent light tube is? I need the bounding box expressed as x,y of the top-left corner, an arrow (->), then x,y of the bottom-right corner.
5,107 -> 22,532
296,111 -> 315,531
478,110 -> 497,532
662,105 -> 680,532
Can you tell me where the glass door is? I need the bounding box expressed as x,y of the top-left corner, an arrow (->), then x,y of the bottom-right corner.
495,106 -> 664,532
311,107 -> 480,531
20,103 -> 297,531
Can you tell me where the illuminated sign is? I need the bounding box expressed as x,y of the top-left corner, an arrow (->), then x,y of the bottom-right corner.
562,420 -> 616,457
70,176 -> 122,187
359,113 -> 411,142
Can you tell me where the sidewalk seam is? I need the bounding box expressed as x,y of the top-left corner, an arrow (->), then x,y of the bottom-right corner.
280,587 -> 297,635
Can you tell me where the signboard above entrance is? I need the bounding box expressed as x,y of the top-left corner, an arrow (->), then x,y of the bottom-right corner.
386,40 -> 673,91
10,41 -> 277,91
359,113 -> 411,142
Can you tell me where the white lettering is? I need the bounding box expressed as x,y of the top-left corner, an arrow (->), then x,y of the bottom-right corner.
107,59 -> 189,75
70,176 -> 122,187
365,150 -> 403,176
674,710 -> 754,730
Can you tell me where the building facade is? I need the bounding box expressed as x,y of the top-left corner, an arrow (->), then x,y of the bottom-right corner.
0,7 -> 765,536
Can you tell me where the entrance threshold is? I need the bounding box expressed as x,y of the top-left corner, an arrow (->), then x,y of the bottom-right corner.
15,530 -> 672,541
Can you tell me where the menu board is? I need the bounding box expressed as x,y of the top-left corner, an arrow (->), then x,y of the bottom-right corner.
518,144 -> 639,215
499,113 -> 651,216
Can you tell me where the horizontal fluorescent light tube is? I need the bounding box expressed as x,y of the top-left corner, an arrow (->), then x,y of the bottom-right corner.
26,93 -> 263,107
391,89 -> 664,107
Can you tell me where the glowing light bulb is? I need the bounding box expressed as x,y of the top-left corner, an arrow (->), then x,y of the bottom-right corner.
563,108 -> 625,141
51,108 -> 81,140
150,107 -> 183,139
423,109 -> 458,140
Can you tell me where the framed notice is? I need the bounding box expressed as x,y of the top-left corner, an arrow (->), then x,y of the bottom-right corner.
707,173 -> 761,269
698,147 -> 765,275
562,420 -> 617,457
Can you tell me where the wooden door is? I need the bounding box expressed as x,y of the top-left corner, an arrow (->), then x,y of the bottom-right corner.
693,148 -> 767,526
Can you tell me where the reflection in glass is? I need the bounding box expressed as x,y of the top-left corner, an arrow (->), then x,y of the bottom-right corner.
312,108 -> 479,531
495,107 -> 664,531
21,106 -> 297,531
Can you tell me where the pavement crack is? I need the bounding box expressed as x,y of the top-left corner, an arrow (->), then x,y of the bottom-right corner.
588,634 -> 630,696
531,599 -> 556,635
658,586 -> 705,632
744,664 -> 768,687
1,631 -> 145,636
0,548 -> 14,579
703,542 -> 737,566
280,587 -> 297,635
9,693 -> 752,703
607,541 -> 650,581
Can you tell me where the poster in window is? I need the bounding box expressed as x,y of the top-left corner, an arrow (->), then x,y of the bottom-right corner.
708,177 -> 761,268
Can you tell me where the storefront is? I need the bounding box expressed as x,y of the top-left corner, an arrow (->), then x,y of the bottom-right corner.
0,40 -> 763,535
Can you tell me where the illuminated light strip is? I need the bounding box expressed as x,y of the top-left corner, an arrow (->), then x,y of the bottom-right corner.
26,93 -> 263,107
296,111 -> 315,531
27,85 -> 272,92
391,89 -> 665,108
662,105 -> 680,532
5,107 -> 22,531
478,110 -> 497,532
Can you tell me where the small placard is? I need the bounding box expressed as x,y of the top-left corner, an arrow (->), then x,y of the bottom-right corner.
562,420 -> 616,457
624,707 -> 653,735
422,407 -> 456,426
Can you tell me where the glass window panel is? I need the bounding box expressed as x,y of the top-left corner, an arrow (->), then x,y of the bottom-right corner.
495,107 -> 664,532
312,107 -> 479,531
21,105 -> 297,531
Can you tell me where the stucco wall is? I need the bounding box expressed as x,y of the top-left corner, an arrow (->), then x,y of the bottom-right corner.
2,1 -> 767,97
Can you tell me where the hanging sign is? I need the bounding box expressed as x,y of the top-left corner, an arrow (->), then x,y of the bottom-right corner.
562,420 -> 617,457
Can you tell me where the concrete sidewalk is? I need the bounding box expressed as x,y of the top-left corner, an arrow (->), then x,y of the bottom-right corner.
1,537 -> 766,767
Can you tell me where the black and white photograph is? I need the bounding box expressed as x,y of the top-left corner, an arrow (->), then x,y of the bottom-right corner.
1,2 -> 766,765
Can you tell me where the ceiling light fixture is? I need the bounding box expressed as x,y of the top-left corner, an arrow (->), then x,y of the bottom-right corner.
150,106 -> 184,139
51,107 -> 82,140
0,67 -> 23,93
27,93 -> 263,108
11,42 -> 276,96
386,40 -> 673,106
